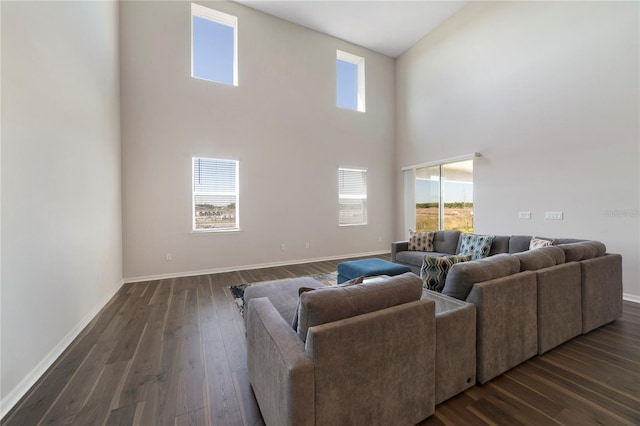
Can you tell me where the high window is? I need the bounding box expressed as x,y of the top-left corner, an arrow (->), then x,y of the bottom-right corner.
336,50 -> 365,112
338,168 -> 367,226
404,158 -> 474,233
192,157 -> 239,231
191,3 -> 238,86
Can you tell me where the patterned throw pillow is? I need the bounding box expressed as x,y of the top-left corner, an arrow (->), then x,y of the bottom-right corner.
408,230 -> 435,252
421,255 -> 471,292
458,233 -> 495,260
530,237 -> 554,250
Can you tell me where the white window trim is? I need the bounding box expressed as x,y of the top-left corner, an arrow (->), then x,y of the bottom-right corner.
191,157 -> 240,233
191,3 -> 238,86
337,50 -> 365,112
338,167 -> 368,227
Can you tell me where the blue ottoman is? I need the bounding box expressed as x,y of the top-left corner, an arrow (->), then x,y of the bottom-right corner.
337,258 -> 412,284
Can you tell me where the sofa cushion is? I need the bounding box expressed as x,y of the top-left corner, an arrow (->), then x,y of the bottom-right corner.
513,246 -> 565,271
442,254 -> 521,300
409,230 -> 435,252
291,277 -> 364,329
488,235 -> 510,256
508,235 -> 532,253
420,255 -> 471,292
395,250 -> 451,267
530,237 -> 554,250
561,241 -> 606,261
296,272 -> 422,343
434,230 -> 462,254
458,234 -> 495,260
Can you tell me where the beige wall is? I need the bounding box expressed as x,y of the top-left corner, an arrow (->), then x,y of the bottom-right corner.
120,1 -> 396,280
396,1 -> 640,298
1,0 -> 122,409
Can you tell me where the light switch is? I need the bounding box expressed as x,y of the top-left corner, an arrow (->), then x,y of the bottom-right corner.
518,211 -> 531,219
545,211 -> 563,220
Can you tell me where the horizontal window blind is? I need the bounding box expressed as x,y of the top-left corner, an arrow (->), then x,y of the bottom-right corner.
193,157 -> 239,231
338,168 -> 367,226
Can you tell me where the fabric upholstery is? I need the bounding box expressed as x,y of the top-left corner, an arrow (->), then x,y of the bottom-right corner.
244,277 -> 324,326
442,254 -> 521,301
306,299 -> 436,425
513,246 -> 565,271
337,258 -> 411,283
433,230 -> 462,254
420,254 -> 471,292
297,272 -> 422,342
536,262 -> 582,354
246,298 -> 315,426
409,230 -> 435,252
422,290 -> 476,404
530,237 -> 554,249
466,271 -> 538,384
581,254 -> 623,333
458,234 -> 495,260
488,235 -> 510,256
508,235 -> 532,253
561,241 -> 607,261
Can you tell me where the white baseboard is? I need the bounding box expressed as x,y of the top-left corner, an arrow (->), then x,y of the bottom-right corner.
623,293 -> 640,303
0,280 -> 123,421
123,250 -> 391,284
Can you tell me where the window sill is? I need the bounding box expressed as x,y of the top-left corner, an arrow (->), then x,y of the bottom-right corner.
190,229 -> 241,236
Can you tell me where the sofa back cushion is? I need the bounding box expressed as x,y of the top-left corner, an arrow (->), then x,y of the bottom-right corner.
560,241 -> 606,261
434,230 -> 462,254
442,254 -> 521,300
489,235 -> 510,256
513,246 -> 565,271
508,235 -> 532,253
296,272 -> 422,343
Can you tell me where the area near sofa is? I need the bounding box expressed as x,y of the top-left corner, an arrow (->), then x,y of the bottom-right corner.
243,231 -> 623,425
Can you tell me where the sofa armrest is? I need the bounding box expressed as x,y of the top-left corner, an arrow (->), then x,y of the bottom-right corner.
466,271 -> 537,384
306,299 -> 436,425
246,298 -> 314,426
391,240 -> 409,262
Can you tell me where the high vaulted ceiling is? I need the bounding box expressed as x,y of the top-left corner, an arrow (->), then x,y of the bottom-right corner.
234,1 -> 470,58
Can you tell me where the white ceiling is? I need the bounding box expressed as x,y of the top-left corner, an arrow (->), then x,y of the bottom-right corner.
234,1 -> 470,58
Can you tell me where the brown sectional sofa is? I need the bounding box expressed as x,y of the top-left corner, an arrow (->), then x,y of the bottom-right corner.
392,232 -> 623,383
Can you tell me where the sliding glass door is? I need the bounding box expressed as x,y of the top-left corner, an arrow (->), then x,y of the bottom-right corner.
413,159 -> 473,233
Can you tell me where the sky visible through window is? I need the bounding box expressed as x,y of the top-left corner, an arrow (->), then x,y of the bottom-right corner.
337,59 -> 358,110
192,16 -> 234,85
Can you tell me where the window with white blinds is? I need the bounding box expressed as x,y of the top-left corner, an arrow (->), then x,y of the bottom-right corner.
338,168 -> 367,226
192,157 -> 239,231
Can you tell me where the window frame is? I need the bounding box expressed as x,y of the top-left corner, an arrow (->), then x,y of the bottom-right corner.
336,50 -> 365,112
192,157 -> 240,233
191,3 -> 238,86
402,153 -> 478,234
338,167 -> 368,227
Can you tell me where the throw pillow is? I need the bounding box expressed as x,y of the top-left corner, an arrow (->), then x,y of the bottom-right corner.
291,276 -> 364,330
408,230 -> 435,252
530,237 -> 554,250
458,233 -> 495,260
420,255 -> 471,292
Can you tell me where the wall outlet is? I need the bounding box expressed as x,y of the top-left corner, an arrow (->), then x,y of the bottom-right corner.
165,253 -> 172,261
545,211 -> 564,220
378,237 -> 383,242
305,242 -> 310,249
280,244 -> 286,251
518,211 -> 531,219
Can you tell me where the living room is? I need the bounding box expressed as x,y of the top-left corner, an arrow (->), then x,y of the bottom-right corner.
2,0 -> 638,423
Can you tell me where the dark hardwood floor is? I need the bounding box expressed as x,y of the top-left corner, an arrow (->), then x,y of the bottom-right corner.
3,254 -> 639,426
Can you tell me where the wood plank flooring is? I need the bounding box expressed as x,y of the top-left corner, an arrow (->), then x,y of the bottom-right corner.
3,255 -> 640,426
